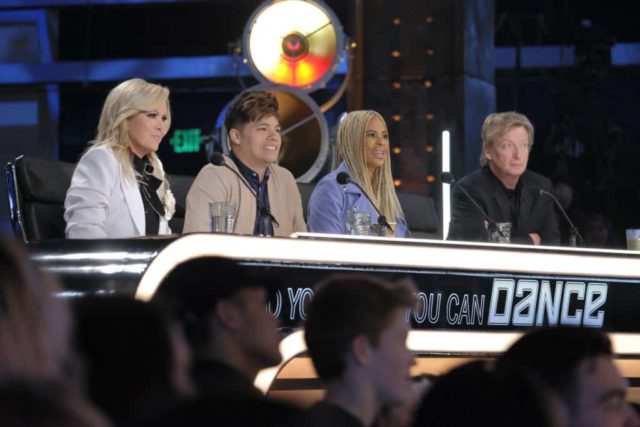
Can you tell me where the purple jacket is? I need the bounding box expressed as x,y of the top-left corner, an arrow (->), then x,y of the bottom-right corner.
307,162 -> 408,236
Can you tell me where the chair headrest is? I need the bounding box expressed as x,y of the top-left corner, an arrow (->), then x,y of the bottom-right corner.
15,157 -> 76,204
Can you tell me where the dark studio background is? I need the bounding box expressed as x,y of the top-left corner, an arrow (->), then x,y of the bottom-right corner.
2,0 -> 640,247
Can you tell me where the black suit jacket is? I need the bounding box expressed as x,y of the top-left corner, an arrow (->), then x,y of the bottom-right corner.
447,167 -> 560,245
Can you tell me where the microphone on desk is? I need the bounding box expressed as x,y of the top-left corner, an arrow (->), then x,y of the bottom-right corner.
336,171 -> 393,232
440,172 -> 499,239
531,187 -> 583,247
210,153 -> 279,228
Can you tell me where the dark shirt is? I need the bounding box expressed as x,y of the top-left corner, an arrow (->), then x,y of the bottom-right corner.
486,168 -> 523,227
304,401 -> 365,427
191,359 -> 263,399
447,166 -> 560,245
133,155 -> 164,235
229,151 -> 274,236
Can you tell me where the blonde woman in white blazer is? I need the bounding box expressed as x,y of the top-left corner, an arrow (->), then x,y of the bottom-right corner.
64,78 -> 175,239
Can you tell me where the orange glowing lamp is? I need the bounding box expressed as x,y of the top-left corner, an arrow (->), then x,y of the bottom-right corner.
243,0 -> 346,92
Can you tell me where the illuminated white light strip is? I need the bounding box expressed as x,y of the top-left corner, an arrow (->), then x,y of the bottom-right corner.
254,330 -> 307,394
408,330 -> 521,354
134,234 -> 640,302
42,264 -> 148,275
441,130 -> 451,239
32,251 -> 156,262
251,329 -> 640,393
611,334 -> 640,355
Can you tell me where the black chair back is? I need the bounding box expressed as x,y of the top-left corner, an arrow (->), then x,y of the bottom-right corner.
296,182 -> 316,223
6,155 -> 75,242
165,173 -> 192,234
397,192 -> 440,239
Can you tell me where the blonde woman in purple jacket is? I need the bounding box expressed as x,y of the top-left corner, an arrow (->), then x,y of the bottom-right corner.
308,110 -> 407,236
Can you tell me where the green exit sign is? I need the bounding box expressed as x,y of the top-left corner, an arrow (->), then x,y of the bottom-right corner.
169,129 -> 201,153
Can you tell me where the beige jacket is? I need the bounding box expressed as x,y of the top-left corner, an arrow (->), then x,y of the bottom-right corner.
183,156 -> 307,236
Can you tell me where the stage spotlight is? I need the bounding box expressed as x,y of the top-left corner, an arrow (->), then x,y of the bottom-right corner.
209,84 -> 330,183
242,0 -> 346,91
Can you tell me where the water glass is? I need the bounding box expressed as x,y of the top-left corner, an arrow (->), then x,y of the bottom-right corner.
210,202 -> 235,233
626,229 -> 640,251
352,212 -> 371,236
489,222 -> 512,244
345,209 -> 356,235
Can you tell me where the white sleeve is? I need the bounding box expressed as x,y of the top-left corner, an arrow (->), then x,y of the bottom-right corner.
64,148 -> 118,238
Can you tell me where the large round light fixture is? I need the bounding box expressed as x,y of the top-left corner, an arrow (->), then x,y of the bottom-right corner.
243,0 -> 346,92
210,84 -> 330,183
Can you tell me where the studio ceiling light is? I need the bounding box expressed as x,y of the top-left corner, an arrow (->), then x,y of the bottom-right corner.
243,0 -> 346,91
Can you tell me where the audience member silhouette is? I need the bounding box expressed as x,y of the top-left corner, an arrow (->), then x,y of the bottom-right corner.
497,328 -> 639,427
412,360 -> 565,427
74,297 -> 193,426
154,256 -> 283,398
0,237 -> 75,382
0,379 -> 112,427
304,274 -> 417,427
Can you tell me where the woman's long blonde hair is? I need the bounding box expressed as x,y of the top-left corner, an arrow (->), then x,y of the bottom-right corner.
336,110 -> 404,223
90,78 -> 171,188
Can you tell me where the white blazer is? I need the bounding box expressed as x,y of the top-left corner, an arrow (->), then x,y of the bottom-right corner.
64,146 -> 171,239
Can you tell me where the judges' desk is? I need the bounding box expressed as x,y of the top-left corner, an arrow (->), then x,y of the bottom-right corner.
29,233 -> 640,403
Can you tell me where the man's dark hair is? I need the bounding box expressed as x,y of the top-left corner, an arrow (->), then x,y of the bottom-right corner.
304,274 -> 415,382
152,257 -> 280,351
224,90 -> 279,134
496,328 -> 612,408
412,360 -> 562,427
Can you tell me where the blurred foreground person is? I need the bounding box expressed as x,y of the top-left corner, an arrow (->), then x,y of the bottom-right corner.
0,380 -> 112,427
304,274 -> 417,427
74,297 -> 193,426
412,360 -> 565,427
0,237 -> 74,382
151,257 -> 302,427
155,256 -> 282,398
497,328 -> 640,427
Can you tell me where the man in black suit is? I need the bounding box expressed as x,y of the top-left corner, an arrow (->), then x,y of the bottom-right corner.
447,111 -> 560,245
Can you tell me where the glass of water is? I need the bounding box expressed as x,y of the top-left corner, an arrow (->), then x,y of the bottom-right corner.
209,202 -> 236,233
345,209 -> 356,235
352,212 -> 371,236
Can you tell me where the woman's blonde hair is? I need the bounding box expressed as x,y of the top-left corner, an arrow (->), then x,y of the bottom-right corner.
480,111 -> 534,166
336,110 -> 404,223
90,78 -> 171,186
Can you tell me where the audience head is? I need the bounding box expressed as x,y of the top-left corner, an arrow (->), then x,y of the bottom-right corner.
480,111 -> 534,185
581,213 -> 617,248
305,274 -> 416,406
412,360 -> 565,427
497,328 -> 639,427
554,181 -> 575,211
0,380 -> 111,427
154,257 -> 282,377
336,110 -> 404,223
0,237 -> 73,382
224,90 -> 281,172
74,297 -> 192,423
150,395 -> 303,427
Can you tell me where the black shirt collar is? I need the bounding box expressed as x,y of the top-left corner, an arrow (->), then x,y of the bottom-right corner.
229,151 -> 270,186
